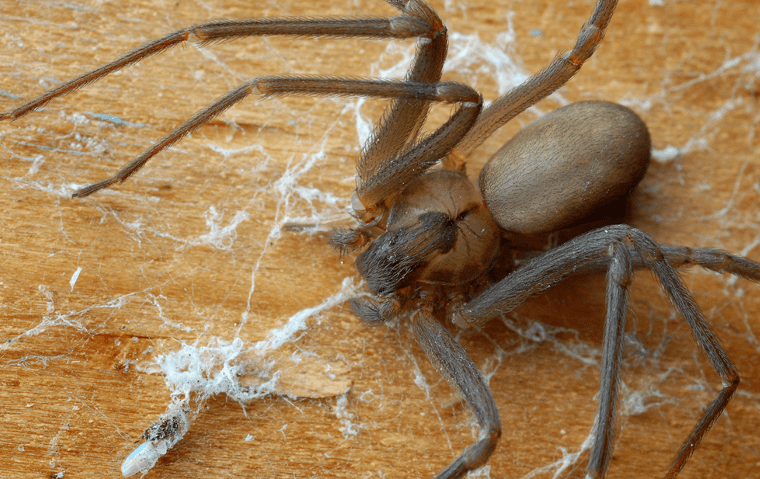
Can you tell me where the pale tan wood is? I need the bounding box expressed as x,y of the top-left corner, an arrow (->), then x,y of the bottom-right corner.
1,0 -> 758,478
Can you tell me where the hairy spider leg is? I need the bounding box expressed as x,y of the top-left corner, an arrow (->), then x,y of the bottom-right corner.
453,224 -> 755,478
0,0 -> 452,202
412,310 -> 501,479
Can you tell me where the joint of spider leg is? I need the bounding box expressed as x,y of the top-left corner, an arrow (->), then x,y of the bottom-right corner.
388,16 -> 430,38
442,151 -> 467,172
608,248 -> 633,290
426,22 -> 446,42
350,193 -> 388,229
417,287 -> 443,310
186,30 -> 202,44
572,22 -> 605,60
442,289 -> 471,324
449,302 -> 473,329
433,83 -> 481,105
564,50 -> 586,69
407,20 -> 445,44
350,192 -> 368,217
633,236 -> 667,265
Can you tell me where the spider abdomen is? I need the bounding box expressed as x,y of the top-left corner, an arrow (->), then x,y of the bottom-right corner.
479,101 -> 651,235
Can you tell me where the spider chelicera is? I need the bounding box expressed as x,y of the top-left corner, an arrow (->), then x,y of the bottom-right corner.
2,0 -> 759,478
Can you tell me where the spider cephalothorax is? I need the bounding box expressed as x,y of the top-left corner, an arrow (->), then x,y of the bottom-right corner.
333,168 -> 501,323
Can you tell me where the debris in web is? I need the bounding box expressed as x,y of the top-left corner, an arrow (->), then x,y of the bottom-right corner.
120,278 -> 358,476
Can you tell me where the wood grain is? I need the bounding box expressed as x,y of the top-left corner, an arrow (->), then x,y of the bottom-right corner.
1,0 -> 758,478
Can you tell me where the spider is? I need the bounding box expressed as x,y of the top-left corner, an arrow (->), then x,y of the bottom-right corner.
2,0 -> 759,477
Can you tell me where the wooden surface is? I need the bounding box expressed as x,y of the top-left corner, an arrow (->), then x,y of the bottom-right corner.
1,0 -> 759,478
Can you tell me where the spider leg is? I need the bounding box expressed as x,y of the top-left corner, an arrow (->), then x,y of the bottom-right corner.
580,245 -> 760,282
411,310 -> 500,479
362,2 -> 446,153
0,12 -> 430,121
627,238 -> 741,479
449,0 -> 619,162
358,0 -> 447,183
590,238 -> 633,477
0,0 -> 467,206
71,77 -> 480,198
453,224 -> 747,478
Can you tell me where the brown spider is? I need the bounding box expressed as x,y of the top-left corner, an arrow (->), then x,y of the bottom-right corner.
2,0 -> 759,478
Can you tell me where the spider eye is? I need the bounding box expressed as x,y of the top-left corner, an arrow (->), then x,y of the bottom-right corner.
455,205 -> 478,222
